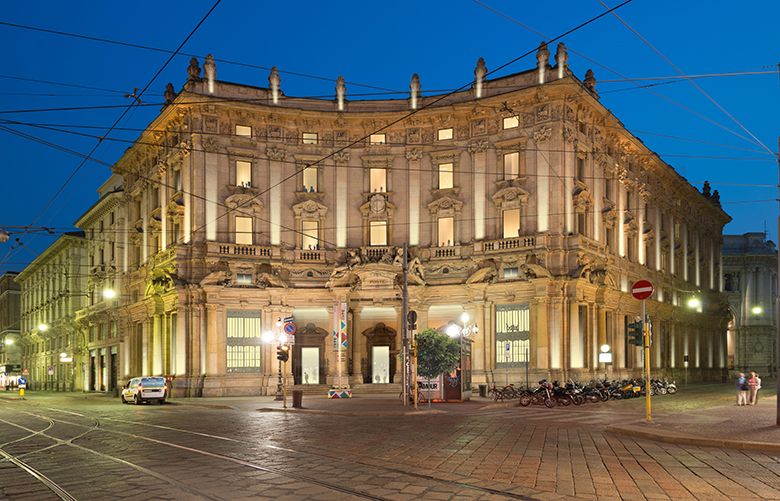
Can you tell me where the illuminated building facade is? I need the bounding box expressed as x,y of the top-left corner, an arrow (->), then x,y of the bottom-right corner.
37,44 -> 732,395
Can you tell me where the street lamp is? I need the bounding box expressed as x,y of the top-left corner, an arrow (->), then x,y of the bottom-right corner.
751,305 -> 764,315
446,312 -> 478,400
687,297 -> 702,312
102,288 -> 117,300
263,318 -> 290,405
38,323 -> 49,332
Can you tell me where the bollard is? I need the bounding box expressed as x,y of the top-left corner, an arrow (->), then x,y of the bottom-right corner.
292,389 -> 303,408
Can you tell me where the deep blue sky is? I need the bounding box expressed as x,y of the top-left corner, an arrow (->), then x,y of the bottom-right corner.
0,1 -> 777,273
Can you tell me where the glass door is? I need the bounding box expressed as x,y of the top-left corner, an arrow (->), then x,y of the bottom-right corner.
301,347 -> 320,385
372,346 -> 390,384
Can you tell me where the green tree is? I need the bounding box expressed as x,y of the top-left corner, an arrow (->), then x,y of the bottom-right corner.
415,328 -> 460,406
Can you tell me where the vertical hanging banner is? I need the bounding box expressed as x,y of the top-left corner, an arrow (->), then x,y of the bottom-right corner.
340,302 -> 348,353
332,304 -> 340,350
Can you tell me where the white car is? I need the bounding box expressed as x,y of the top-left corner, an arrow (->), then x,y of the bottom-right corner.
121,377 -> 167,405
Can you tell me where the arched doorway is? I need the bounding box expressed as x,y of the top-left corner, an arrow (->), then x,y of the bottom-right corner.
361,323 -> 396,384
293,323 -> 327,385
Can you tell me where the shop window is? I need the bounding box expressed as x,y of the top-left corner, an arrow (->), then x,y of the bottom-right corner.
495,304 -> 530,367
226,311 -> 262,373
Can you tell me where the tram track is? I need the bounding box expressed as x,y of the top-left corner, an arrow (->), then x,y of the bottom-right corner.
25,406 -> 537,500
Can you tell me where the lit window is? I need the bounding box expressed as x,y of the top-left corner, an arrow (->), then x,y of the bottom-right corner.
370,168 -> 386,193
235,125 -> 252,137
438,217 -> 454,246
236,273 -> 252,285
437,128 -> 453,141
503,209 -> 520,238
503,152 -> 520,179
235,216 -> 253,245
503,267 -> 519,279
236,160 -> 252,187
369,221 -> 387,246
503,116 -> 519,129
302,132 -> 318,145
303,167 -> 318,192
301,220 -> 319,249
369,133 -> 386,145
438,163 -> 453,189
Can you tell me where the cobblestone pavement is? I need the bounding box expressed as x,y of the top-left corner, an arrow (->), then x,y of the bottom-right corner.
0,384 -> 779,500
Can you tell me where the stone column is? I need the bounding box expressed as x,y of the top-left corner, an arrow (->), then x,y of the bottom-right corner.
468,141 -> 487,241
205,152 -> 218,241
205,304 -> 219,376
682,223 -> 689,281
335,152 -> 349,247
534,128 -> 551,232
406,149 -> 422,246
267,147 -> 285,245
160,171 -> 167,250
175,307 -> 187,375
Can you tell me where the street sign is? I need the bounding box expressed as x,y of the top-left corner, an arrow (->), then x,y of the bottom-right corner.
504,342 -> 511,361
17,376 -> 27,389
283,321 -> 296,335
631,280 -> 654,300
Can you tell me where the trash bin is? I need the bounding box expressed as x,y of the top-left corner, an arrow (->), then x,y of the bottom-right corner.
292,389 -> 303,408
478,384 -> 487,398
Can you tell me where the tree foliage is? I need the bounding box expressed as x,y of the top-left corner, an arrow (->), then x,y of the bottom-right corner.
416,328 -> 460,380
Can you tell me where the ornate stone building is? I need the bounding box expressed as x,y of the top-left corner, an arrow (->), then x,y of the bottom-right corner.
723,232 -> 778,375
17,233 -> 87,391
0,272 -> 21,373
62,44 -> 729,396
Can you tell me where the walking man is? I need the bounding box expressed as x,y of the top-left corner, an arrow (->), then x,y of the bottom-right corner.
736,372 -> 748,406
747,371 -> 759,405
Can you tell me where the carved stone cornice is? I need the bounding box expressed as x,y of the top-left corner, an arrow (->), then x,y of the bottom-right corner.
225,193 -> 264,216
491,186 -> 529,210
333,151 -> 350,163
533,126 -> 552,143
266,146 -> 286,161
292,199 -> 328,219
427,195 -> 463,217
405,148 -> 422,161
467,139 -> 491,154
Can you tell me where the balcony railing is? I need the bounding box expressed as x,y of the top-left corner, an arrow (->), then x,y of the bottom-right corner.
294,249 -> 325,262
360,246 -> 393,262
478,236 -> 536,253
207,242 -> 272,258
432,246 -> 461,259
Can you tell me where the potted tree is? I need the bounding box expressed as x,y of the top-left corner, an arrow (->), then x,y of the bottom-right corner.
415,328 -> 460,407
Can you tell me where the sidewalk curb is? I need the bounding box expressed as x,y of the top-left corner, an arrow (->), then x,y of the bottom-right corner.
256,407 -> 447,417
607,423 -> 780,453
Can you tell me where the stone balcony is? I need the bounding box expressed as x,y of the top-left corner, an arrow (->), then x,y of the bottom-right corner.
476,235 -> 538,254
294,249 -> 326,263
206,242 -> 274,259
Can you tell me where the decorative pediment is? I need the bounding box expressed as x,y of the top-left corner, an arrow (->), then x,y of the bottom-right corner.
359,193 -> 395,219
292,199 -> 328,218
491,186 -> 529,210
427,195 -> 463,217
361,154 -> 393,169
225,193 -> 264,216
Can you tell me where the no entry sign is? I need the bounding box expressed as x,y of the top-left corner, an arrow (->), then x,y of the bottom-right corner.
631,280 -> 654,300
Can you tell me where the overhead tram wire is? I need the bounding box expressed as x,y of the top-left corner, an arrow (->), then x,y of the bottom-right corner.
0,20 -> 400,94
0,1 -> 223,269
470,0 -> 765,151
598,0 -> 775,157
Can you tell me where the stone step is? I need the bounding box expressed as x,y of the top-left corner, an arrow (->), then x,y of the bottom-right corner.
351,383 -> 401,395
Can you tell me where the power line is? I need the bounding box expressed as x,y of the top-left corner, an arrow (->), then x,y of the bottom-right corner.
597,0 -> 774,156
0,1 -> 223,269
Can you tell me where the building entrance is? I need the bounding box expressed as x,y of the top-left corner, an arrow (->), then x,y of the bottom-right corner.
371,346 -> 390,384
301,347 -> 320,384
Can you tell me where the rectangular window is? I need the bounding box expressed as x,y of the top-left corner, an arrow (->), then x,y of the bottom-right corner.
302,132 -> 318,145
438,163 -> 454,189
301,220 -> 319,249
503,116 -> 519,129
369,133 -> 386,145
226,311 -> 262,373
369,221 -> 387,246
576,156 -> 585,181
236,273 -> 252,285
605,178 -> 613,200
235,216 -> 253,245
495,304 -> 530,367
437,128 -> 453,141
370,168 -> 386,193
235,125 -> 252,137
503,152 -> 520,179
236,160 -> 252,187
173,170 -> 182,192
438,217 -> 454,246
303,167 -> 318,192
503,267 -> 519,279
577,213 -> 587,236
502,209 -> 520,238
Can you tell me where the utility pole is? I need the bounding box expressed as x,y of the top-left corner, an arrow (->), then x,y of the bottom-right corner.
402,242 -> 409,406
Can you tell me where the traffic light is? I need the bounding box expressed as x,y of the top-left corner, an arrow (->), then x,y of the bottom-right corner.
627,321 -> 643,346
276,346 -> 289,362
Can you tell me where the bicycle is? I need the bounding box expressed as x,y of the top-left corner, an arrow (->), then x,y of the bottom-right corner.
399,385 -> 429,404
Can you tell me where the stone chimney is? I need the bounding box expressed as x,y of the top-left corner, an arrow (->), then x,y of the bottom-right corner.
269,67 -> 281,104
555,43 -> 568,79
474,57 -> 487,98
336,75 -> 346,111
584,69 -> 598,98
410,73 -> 420,110
203,54 -> 216,94
536,42 -> 550,84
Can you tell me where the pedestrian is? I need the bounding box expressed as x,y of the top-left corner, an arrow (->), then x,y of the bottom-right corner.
755,373 -> 762,405
747,371 -> 759,405
736,372 -> 748,406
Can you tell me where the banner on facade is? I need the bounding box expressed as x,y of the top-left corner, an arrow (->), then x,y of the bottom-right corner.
340,302 -> 347,349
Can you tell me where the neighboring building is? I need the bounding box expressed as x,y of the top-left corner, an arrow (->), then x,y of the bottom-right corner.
16,233 -> 87,391
0,272 -> 21,374
723,232 -> 778,375
43,45 -> 732,396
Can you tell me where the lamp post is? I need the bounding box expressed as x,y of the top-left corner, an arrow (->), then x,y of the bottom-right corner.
447,312 -> 478,400
263,319 -> 288,406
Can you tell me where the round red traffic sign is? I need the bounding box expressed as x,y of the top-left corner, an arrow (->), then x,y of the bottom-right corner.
631,280 -> 654,300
